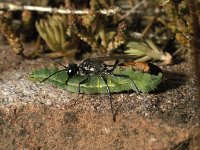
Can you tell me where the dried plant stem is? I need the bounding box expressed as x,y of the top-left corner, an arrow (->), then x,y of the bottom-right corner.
0,3 -> 120,15
141,14 -> 158,39
119,0 -> 146,20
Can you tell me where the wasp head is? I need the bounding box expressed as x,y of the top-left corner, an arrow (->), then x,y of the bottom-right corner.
67,63 -> 78,77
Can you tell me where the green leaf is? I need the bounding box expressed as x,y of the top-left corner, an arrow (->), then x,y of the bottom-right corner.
28,67 -> 162,94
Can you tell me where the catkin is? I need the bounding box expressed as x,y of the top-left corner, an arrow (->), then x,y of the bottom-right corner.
0,15 -> 24,55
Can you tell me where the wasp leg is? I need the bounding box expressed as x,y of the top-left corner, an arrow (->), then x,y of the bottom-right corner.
113,74 -> 140,94
66,76 -> 73,85
78,76 -> 89,94
100,75 -> 116,122
107,60 -> 119,73
40,69 -> 67,83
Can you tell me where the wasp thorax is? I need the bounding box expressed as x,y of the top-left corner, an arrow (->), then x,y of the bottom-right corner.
79,59 -> 107,74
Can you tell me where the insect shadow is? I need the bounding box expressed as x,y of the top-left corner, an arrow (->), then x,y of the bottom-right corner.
40,57 -> 140,122
154,71 -> 187,93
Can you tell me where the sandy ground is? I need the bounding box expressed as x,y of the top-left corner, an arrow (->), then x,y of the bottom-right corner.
0,44 -> 199,149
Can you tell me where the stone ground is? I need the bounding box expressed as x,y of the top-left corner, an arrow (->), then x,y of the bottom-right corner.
0,44 -> 199,149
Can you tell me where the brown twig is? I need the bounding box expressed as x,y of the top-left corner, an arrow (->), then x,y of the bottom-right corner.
0,2 -> 120,16
141,14 -> 158,39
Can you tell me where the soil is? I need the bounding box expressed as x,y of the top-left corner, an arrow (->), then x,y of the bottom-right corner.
0,44 -> 199,149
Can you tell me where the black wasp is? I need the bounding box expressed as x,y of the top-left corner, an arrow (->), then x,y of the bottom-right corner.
40,57 -> 141,122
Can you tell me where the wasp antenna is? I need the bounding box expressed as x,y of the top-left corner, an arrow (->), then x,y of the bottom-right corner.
40,69 -> 67,83
41,56 -> 68,68
68,59 -> 74,65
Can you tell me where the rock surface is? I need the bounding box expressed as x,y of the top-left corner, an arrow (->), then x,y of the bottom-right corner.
0,45 -> 199,149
